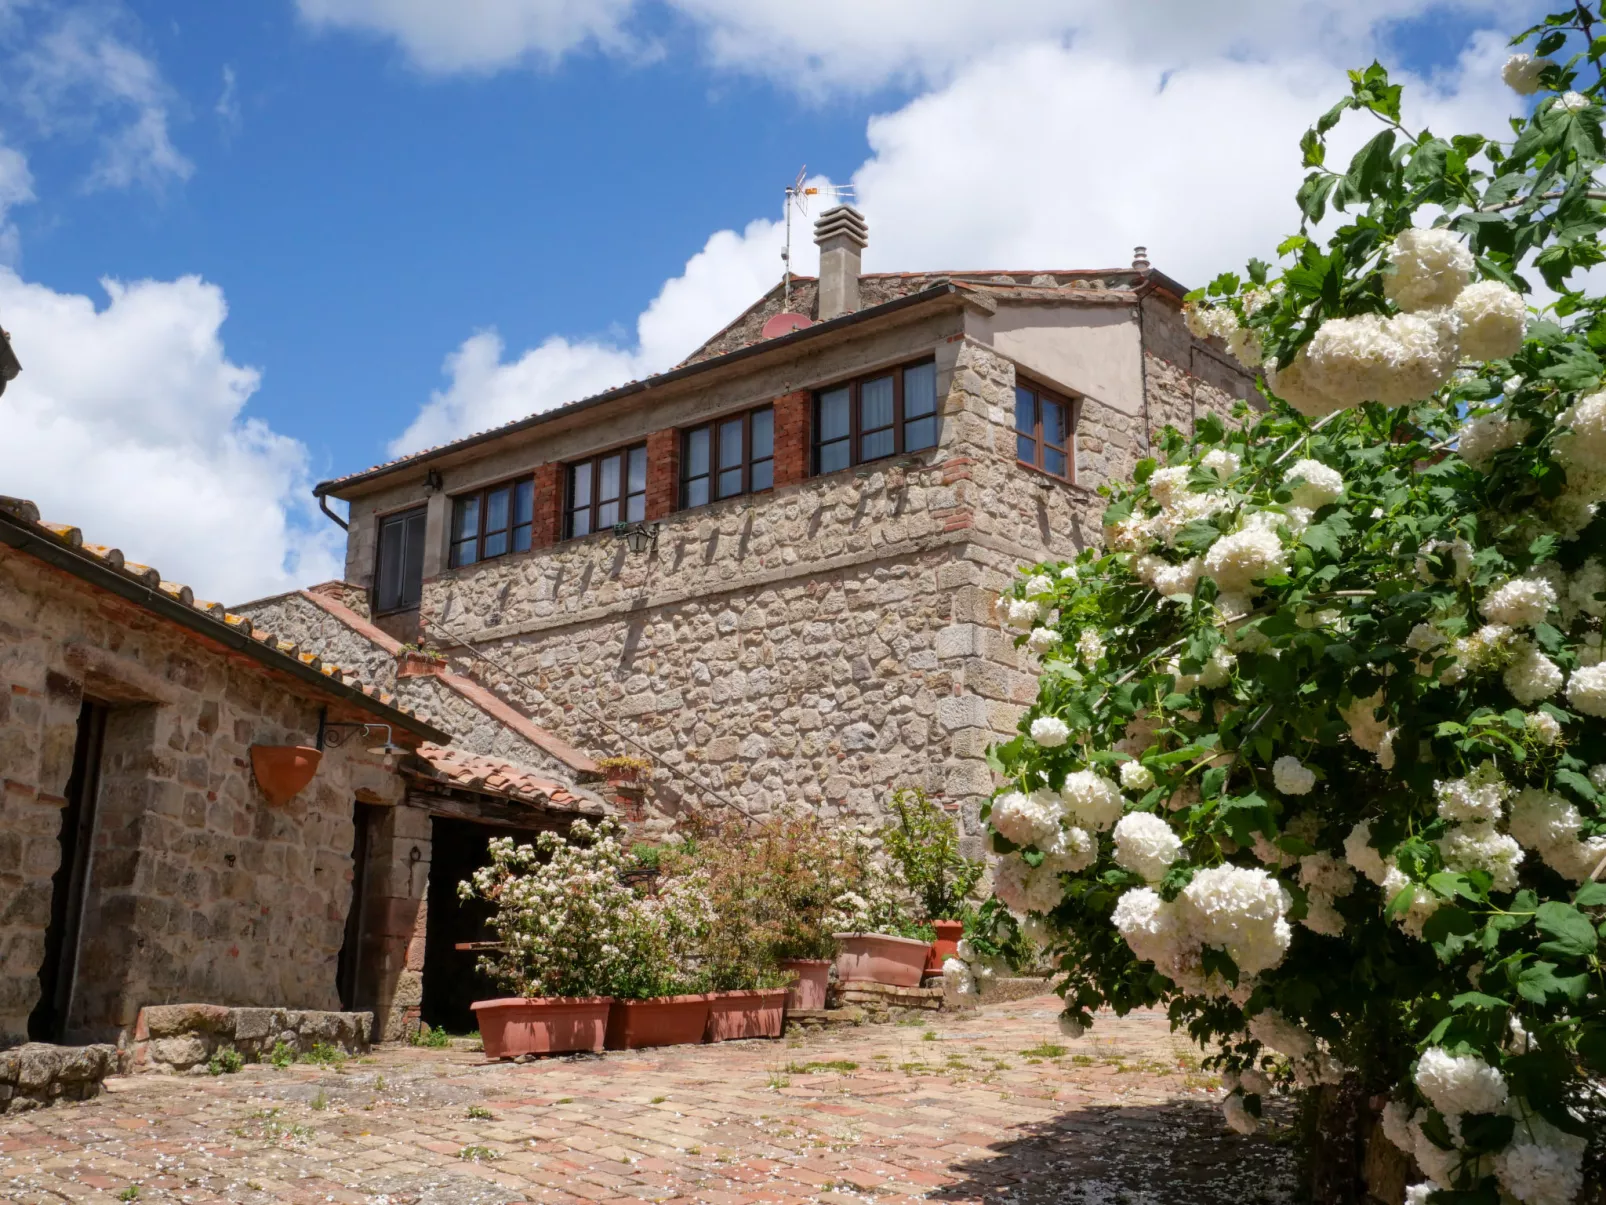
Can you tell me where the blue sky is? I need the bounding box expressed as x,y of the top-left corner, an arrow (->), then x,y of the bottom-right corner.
0,0 -> 1542,599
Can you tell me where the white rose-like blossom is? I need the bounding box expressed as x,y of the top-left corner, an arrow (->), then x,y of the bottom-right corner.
1438,823 -> 1525,892
1111,886 -> 1184,967
991,854 -> 1067,915
1247,1010 -> 1317,1061
1454,280 -> 1527,362
1299,309 -> 1463,409
1494,1110 -> 1588,1205
1005,597 -> 1040,631
1340,692 -> 1390,754
1481,577 -> 1557,628
1024,573 -> 1054,597
1416,537 -> 1474,584
1502,53 -> 1552,95
1554,390 -> 1606,473
1435,763 -> 1512,823
1558,90 -> 1590,112
1227,326 -> 1264,368
1344,820 -> 1391,886
1185,303 -> 1240,341
1272,756 -> 1316,796
1202,448 -> 1242,478
1061,770 -> 1125,832
1119,760 -> 1155,792
1458,409 -> 1532,470
1030,716 -> 1071,748
1414,1047 -> 1509,1117
1509,787 -> 1606,882
1026,626 -> 1060,655
1178,865 -> 1294,976
1381,865 -> 1442,939
990,790 -> 1061,847
1112,812 -> 1185,882
1136,554 -> 1204,598
1384,228 -> 1475,313
1203,525 -> 1289,594
1566,662 -> 1606,717
1267,348 -> 1347,418
1525,711 -> 1563,746
1568,559 -> 1606,618
1076,628 -> 1105,667
1283,459 -> 1344,510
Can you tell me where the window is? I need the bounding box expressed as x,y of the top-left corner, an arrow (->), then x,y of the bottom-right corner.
566,444 -> 647,539
449,478 -> 534,569
813,359 -> 938,475
375,506 -> 428,612
682,406 -> 774,508
1014,381 -> 1073,480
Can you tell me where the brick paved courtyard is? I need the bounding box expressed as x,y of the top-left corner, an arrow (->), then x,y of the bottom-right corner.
0,996 -> 1298,1205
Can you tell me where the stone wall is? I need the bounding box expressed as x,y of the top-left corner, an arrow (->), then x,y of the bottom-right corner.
0,1042 -> 121,1113
0,545 -> 406,1046
128,1003 -> 371,1073
1141,298 -> 1261,438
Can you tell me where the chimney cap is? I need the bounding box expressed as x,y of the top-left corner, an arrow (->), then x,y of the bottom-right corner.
1131,246 -> 1151,271
815,204 -> 868,250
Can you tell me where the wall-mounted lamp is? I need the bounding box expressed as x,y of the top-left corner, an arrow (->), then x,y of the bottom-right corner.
613,521 -> 659,555
424,469 -> 444,494
317,709 -> 408,768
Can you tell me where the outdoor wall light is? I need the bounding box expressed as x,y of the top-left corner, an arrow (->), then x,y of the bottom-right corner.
317,709 -> 408,768
614,521 -> 659,555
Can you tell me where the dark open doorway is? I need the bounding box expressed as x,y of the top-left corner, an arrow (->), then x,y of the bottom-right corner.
422,817 -> 543,1035
29,699 -> 108,1042
336,801 -> 384,1011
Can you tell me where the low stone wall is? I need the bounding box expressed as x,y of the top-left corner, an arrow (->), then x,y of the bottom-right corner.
978,975 -> 1055,1004
129,1004 -> 372,1074
829,981 -> 953,1019
0,1043 -> 122,1113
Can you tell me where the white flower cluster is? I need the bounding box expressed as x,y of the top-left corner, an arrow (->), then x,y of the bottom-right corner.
1555,390 -> 1606,475
1027,626 -> 1060,654
1297,852 -> 1356,936
1438,822 -> 1525,892
991,831 -> 1095,914
1202,448 -> 1241,477
1272,755 -> 1315,795
1203,524 -> 1289,593
1076,628 -> 1105,667
1509,787 -> 1606,881
1435,762 -> 1512,823
1135,553 -> 1203,598
1568,558 -> 1606,618
1526,710 -> 1563,746
1112,865 -> 1293,988
1502,53 -> 1552,95
1170,645 -> 1236,692
1505,642 -> 1565,705
1558,90 -> 1590,112
990,789 -> 1062,847
1481,576 -> 1557,628
1494,1108 -> 1588,1205
1119,759 -> 1155,791
1340,692 -> 1394,763
1247,1009 -> 1346,1087
1416,536 -> 1474,584
1184,303 -> 1239,342
1459,410 -> 1532,470
1112,812 -> 1185,882
1385,228 -> 1475,313
1283,459 -> 1344,510
1566,661 -> 1606,716
1455,280 -> 1528,361
1415,1047 -> 1508,1116
1031,715 -> 1071,748
1061,769 -> 1126,831
1345,820 -> 1443,939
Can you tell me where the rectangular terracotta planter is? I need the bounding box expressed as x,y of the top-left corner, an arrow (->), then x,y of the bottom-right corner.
604,994 -> 715,1050
832,932 -> 930,988
704,990 -> 788,1042
471,997 -> 612,1059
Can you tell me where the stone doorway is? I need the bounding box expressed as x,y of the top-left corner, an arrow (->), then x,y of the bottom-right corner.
336,801 -> 384,1011
421,817 -> 536,1035
29,699 -> 108,1042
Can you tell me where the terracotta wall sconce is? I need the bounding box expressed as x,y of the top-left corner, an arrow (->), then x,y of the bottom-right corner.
250,745 -> 323,806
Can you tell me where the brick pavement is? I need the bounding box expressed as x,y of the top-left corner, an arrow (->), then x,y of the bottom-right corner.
0,996 -> 1297,1204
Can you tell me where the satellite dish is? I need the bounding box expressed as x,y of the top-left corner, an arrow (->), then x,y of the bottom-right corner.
762,312 -> 813,339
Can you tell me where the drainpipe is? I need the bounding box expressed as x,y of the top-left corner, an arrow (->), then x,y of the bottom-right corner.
317,491 -> 349,531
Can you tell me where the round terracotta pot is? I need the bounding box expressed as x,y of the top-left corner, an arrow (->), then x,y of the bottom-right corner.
832,933 -> 930,988
604,994 -> 715,1050
777,958 -> 831,1011
249,745 -> 322,806
923,919 -> 965,975
471,996 -> 612,1059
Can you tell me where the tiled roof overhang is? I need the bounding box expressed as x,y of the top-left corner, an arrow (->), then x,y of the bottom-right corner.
315,282 -> 968,500
0,501 -> 449,745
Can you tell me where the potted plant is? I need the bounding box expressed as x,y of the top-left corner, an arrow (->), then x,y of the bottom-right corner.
602,871 -> 718,1050
880,787 -> 984,974
826,836 -> 931,988
596,754 -> 652,785
460,819 -> 636,1058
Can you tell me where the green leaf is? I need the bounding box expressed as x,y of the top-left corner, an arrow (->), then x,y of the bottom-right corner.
1301,521 -> 1342,559
1296,173 -> 1339,226
1516,960 -> 1589,1004
1448,991 -> 1509,1012
1422,905 -> 1478,960
1557,768 -> 1598,803
1458,1113 -> 1516,1155
1534,901 -> 1598,958
1345,129 -> 1397,201
1428,872 -> 1485,904
1575,881 -> 1606,908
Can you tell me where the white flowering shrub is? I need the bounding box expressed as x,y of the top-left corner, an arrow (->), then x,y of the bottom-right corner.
987,18 -> 1606,1202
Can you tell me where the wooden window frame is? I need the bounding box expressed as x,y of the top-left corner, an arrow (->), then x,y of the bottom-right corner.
564,443 -> 648,540
448,476 -> 535,570
811,358 -> 939,476
680,405 -> 775,510
373,505 -> 428,615
1013,379 -> 1076,483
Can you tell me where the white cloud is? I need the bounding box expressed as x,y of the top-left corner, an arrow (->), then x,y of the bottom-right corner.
388,207 -> 821,454
0,270 -> 341,603
387,17 -> 1533,453
10,7 -> 191,191
215,64 -> 240,140
295,0 -> 640,73
0,136 -> 33,262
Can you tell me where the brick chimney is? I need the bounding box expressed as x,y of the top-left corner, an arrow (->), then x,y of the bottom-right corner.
814,205 -> 869,322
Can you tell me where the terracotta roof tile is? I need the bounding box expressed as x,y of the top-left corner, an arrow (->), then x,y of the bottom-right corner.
410,743 -> 604,815
0,493 -> 436,734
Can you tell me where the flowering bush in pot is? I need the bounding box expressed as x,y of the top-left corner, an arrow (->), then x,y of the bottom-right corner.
880,786 -> 984,973
985,20 -> 1606,1201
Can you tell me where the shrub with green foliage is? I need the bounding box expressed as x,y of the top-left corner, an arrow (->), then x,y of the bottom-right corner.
986,12 -> 1606,1202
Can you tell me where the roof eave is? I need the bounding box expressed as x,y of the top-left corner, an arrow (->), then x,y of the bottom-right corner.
317,283 -> 966,500
0,507 -> 449,744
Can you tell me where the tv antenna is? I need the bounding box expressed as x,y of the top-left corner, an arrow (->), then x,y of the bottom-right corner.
780,167 -> 856,312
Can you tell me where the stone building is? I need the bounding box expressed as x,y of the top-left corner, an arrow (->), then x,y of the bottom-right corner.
264,211 -> 1257,845
0,494 -> 603,1057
